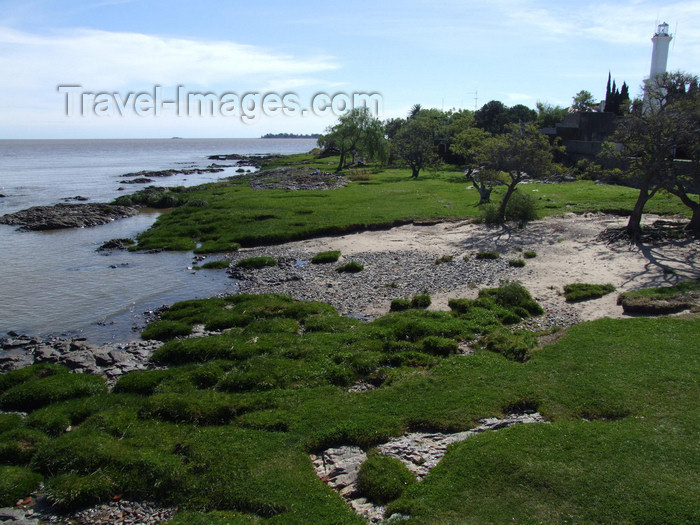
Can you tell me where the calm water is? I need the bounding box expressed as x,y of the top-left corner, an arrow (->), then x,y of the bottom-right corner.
0,138 -> 317,342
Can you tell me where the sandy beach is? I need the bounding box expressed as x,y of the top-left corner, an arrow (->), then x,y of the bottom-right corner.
227,213 -> 699,324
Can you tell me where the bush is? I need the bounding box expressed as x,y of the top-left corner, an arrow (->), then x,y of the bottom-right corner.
357,455 -> 416,505
410,294 -> 431,309
141,320 -> 193,341
45,471 -> 116,511
482,203 -> 503,225
564,283 -> 616,302
476,251 -> 501,260
0,465 -> 42,507
0,373 -> 106,412
479,282 -> 543,316
505,191 -> 538,224
421,336 -> 459,357
336,261 -> 364,273
311,250 -> 341,264
523,251 -> 537,259
236,257 -> 277,269
508,259 -> 526,268
390,298 -> 412,312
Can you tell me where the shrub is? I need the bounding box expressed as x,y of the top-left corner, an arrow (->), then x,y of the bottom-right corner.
45,471 -> 116,511
421,336 -> 459,357
336,261 -> 364,273
390,298 -> 412,312
0,466 -> 42,507
357,455 -> 416,505
141,320 -> 193,341
476,251 -> 500,260
508,259 -> 526,268
479,282 -> 543,316
311,250 -> 341,264
523,251 -> 537,259
482,203 -> 503,225
0,373 -> 106,412
564,283 -> 616,302
410,294 -> 431,309
505,191 -> 538,224
236,257 -> 277,269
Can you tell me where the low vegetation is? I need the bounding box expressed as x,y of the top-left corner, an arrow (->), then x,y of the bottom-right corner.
475,251 -> 500,260
310,250 -> 341,264
563,283 -> 616,302
0,287 -> 697,522
358,454 -> 417,505
193,260 -> 230,270
336,261 -> 364,273
617,278 -> 700,314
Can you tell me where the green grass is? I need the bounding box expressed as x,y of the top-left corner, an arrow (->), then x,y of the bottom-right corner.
563,283 -> 616,302
358,454 -> 416,505
124,161 -> 689,253
2,291 -> 698,523
508,259 -> 526,267
310,250 -> 341,264
617,278 -> 700,314
336,261 -> 364,273
0,465 -> 42,506
475,251 -> 500,260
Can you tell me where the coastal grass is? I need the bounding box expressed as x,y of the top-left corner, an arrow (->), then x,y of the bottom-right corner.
126,162 -> 689,253
310,250 -> 341,264
236,256 -> 277,269
2,291 -> 698,523
563,283 -> 616,302
617,278 -> 700,314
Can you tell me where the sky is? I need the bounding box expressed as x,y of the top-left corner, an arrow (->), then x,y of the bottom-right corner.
0,0 -> 698,139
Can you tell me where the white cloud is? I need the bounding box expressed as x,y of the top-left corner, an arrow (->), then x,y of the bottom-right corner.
0,26 -> 339,91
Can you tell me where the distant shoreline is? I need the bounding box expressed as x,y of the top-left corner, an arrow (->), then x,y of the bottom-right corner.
261,132 -> 321,139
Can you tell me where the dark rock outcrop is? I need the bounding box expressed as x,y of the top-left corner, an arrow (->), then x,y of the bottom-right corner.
0,203 -> 137,231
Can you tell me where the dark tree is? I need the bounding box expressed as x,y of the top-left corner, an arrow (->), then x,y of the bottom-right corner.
391,118 -> 441,178
318,108 -> 388,172
475,100 -> 509,134
611,71 -> 700,238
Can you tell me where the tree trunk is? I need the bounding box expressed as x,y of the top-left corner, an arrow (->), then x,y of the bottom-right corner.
686,205 -> 700,234
626,186 -> 650,240
498,182 -> 517,220
477,184 -> 492,205
336,152 -> 346,173
411,165 -> 420,179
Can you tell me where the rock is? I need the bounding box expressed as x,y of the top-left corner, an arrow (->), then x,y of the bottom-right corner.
248,167 -> 349,191
0,203 -> 138,231
97,238 -> 134,252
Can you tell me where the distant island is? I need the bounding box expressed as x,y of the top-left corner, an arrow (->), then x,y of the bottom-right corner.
261,132 -> 321,139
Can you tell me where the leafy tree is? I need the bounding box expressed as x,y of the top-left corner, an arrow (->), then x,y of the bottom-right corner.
318,108 -> 388,172
610,71 -> 700,238
571,90 -> 598,112
535,102 -> 568,128
391,117 -> 441,178
508,104 -> 537,124
475,100 -> 509,134
450,127 -> 495,204
475,123 -> 559,220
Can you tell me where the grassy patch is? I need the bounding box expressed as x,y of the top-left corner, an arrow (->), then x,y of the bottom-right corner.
358,454 -> 416,505
508,259 -> 526,267
310,250 -> 341,264
0,465 -> 42,507
564,283 -> 616,302
336,261 -> 364,273
2,287 -> 698,522
617,278 -> 700,314
194,260 -> 230,270
523,251 -> 537,259
435,255 -> 454,264
476,251 -> 500,260
0,373 -> 106,412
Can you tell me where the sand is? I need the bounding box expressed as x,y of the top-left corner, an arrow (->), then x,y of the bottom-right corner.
236,213 -> 699,322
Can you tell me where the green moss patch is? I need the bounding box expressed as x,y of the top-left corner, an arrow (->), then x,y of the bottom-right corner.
564,283 -> 616,302
0,373 -> 106,412
311,250 -> 341,264
336,261 -> 364,273
358,454 -> 416,505
0,465 -> 42,507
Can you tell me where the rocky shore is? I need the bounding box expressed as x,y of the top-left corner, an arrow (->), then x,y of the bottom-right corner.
0,203 -> 138,231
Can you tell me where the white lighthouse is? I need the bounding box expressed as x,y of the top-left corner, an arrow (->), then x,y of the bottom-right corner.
649,22 -> 672,78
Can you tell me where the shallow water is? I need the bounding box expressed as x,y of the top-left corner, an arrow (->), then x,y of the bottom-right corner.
0,138 -> 317,342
